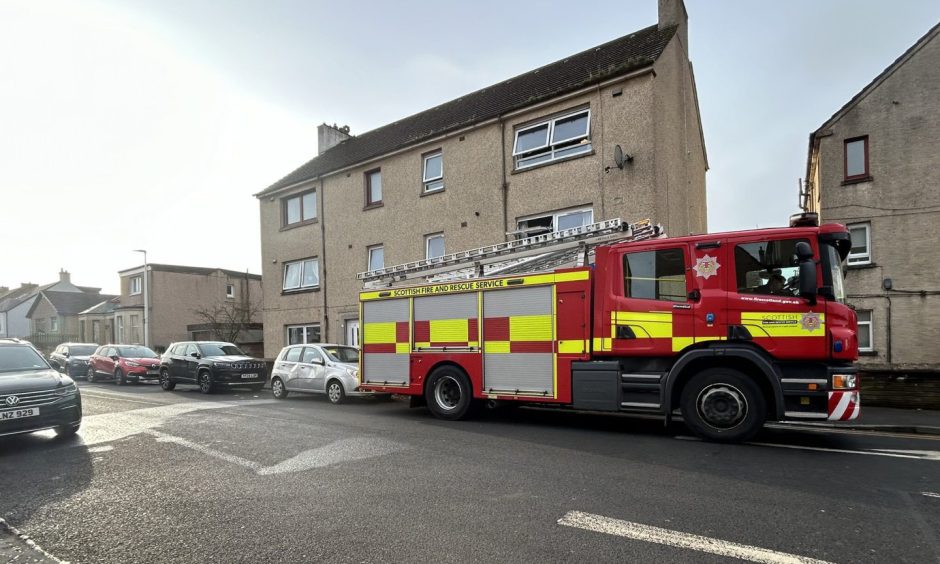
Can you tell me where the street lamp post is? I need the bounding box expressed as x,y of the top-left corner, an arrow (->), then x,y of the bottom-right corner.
133,249 -> 148,347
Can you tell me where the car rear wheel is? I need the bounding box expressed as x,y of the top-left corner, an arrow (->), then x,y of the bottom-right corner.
86,366 -> 96,383
114,368 -> 125,386
198,371 -> 213,394
327,380 -> 346,404
271,377 -> 288,399
160,368 -> 176,391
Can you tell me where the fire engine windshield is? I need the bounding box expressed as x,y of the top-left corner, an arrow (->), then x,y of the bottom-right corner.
821,243 -> 846,304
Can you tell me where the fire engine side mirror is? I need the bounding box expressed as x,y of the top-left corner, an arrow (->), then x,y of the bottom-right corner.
795,241 -> 817,303
795,241 -> 814,262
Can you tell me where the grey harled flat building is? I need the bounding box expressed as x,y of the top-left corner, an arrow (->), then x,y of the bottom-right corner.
255,0 -> 708,357
804,22 -> 940,405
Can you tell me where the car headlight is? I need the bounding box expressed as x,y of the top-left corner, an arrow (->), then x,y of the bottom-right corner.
344,367 -> 359,378
126,361 -> 141,367
55,383 -> 78,397
213,362 -> 229,368
832,374 -> 857,389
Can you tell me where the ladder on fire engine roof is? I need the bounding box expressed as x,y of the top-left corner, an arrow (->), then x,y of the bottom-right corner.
358,217 -> 663,289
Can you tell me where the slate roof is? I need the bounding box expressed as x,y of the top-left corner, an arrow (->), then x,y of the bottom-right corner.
258,23 -> 677,196
78,296 -> 120,316
117,263 -> 262,281
28,291 -> 117,318
0,285 -> 40,313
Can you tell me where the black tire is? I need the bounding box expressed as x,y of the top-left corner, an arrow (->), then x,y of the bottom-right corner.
55,422 -> 80,439
160,368 -> 176,391
326,379 -> 346,405
680,367 -> 766,443
425,366 -> 477,421
271,377 -> 289,399
86,366 -> 96,383
198,371 -> 213,394
114,368 -> 125,386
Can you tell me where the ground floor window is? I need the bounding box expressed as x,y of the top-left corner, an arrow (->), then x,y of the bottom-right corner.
857,310 -> 873,352
287,324 -> 321,345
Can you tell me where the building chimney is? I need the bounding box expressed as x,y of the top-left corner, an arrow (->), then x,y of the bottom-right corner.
658,0 -> 688,52
317,123 -> 352,155
59,268 -> 71,285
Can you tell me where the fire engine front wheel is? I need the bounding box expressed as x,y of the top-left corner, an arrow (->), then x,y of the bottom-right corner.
425,366 -> 476,421
680,368 -> 766,443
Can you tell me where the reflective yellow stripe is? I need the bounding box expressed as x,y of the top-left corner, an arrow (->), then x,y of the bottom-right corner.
430,319 -> 468,342
360,270 -> 589,301
611,311 -> 672,324
486,341 -> 510,353
592,337 -> 612,351
363,322 -> 396,344
554,270 -> 590,283
395,343 -> 410,354
415,341 -> 431,349
558,340 -> 588,354
510,315 -> 553,341
671,337 -> 694,352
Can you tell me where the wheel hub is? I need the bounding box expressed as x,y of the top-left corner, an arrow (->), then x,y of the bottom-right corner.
434,376 -> 461,410
696,384 -> 747,429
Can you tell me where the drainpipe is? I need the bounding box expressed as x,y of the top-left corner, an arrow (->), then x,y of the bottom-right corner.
319,177 -> 329,341
884,294 -> 892,365
500,119 -> 509,238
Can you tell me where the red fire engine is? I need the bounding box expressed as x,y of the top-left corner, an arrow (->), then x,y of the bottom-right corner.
358,214 -> 859,442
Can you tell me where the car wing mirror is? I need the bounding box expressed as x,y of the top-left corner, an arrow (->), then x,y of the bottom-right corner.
110,355 -> 119,361
190,352 -> 200,358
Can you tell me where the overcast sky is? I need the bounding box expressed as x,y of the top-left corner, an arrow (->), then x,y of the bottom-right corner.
1,0 -> 938,294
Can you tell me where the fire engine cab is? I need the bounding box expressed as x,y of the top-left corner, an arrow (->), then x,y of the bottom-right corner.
358,214 -> 859,442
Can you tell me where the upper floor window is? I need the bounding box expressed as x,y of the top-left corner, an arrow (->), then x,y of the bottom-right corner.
283,190 -> 317,226
366,169 -> 382,206
426,233 -> 445,260
623,248 -> 686,302
513,109 -> 591,170
423,151 -> 444,193
516,207 -> 593,237
857,310 -> 873,352
844,136 -> 869,181
847,223 -> 871,265
283,258 -> 320,291
130,276 -> 142,295
368,245 -> 385,271
50,317 -> 59,332
226,283 -> 235,298
734,238 -> 808,297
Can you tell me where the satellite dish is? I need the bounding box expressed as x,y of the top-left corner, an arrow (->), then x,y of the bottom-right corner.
614,144 -> 632,169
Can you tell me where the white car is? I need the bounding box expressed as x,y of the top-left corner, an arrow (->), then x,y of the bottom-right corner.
270,344 -> 384,404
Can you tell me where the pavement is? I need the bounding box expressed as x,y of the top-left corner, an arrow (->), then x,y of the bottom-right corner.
1,382 -> 939,563
779,405 -> 940,436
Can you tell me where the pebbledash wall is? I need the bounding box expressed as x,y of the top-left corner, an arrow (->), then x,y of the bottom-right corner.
805,22 -> 940,408
256,0 -> 707,358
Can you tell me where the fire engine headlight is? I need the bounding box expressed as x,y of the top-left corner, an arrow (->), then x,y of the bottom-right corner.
832,374 -> 857,389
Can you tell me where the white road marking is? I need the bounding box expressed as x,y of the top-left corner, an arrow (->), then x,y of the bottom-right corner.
78,400 -> 276,446
87,445 -> 113,453
748,441 -> 940,461
147,430 -> 405,475
870,449 -> 940,461
923,492 -> 940,499
558,511 -> 833,564
0,517 -> 69,563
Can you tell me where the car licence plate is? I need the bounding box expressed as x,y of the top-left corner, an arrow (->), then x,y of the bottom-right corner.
1,407 -> 39,420
147,369 -> 159,375
241,373 -> 258,379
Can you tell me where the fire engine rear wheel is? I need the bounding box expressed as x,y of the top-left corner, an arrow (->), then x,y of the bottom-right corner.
680,367 -> 766,443
426,366 -> 476,421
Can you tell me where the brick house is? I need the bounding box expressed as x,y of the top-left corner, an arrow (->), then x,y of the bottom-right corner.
255,0 -> 708,357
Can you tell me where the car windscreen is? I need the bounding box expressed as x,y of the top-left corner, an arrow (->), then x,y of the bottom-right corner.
0,346 -> 50,373
70,345 -> 97,356
198,343 -> 244,357
117,346 -> 158,358
322,346 -> 359,363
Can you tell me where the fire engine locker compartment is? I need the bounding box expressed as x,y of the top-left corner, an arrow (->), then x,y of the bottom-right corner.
571,361 -> 620,411
482,285 -> 554,396
362,298 -> 410,385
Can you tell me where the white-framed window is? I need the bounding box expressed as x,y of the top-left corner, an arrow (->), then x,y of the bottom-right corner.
516,207 -> 594,237
130,275 -> 142,295
283,258 -> 320,290
423,151 -> 444,193
115,316 -> 123,342
857,310 -> 873,352
130,314 -> 140,343
226,283 -> 235,298
368,245 -> 385,271
50,317 -> 59,332
283,190 -> 317,226
366,169 -> 382,205
847,223 -> 871,265
426,233 -> 445,260
512,109 -> 591,169
287,324 -> 321,345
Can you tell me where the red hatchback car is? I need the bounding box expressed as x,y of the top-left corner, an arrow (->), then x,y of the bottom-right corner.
87,344 -> 161,385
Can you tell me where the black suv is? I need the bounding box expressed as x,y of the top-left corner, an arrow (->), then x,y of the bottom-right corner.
0,339 -> 82,438
160,341 -> 266,394
49,342 -> 98,379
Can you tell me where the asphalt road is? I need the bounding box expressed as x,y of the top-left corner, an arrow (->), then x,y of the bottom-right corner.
1,381 -> 938,564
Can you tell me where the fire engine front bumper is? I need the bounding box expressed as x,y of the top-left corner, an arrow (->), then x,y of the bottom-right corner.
827,390 -> 860,421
